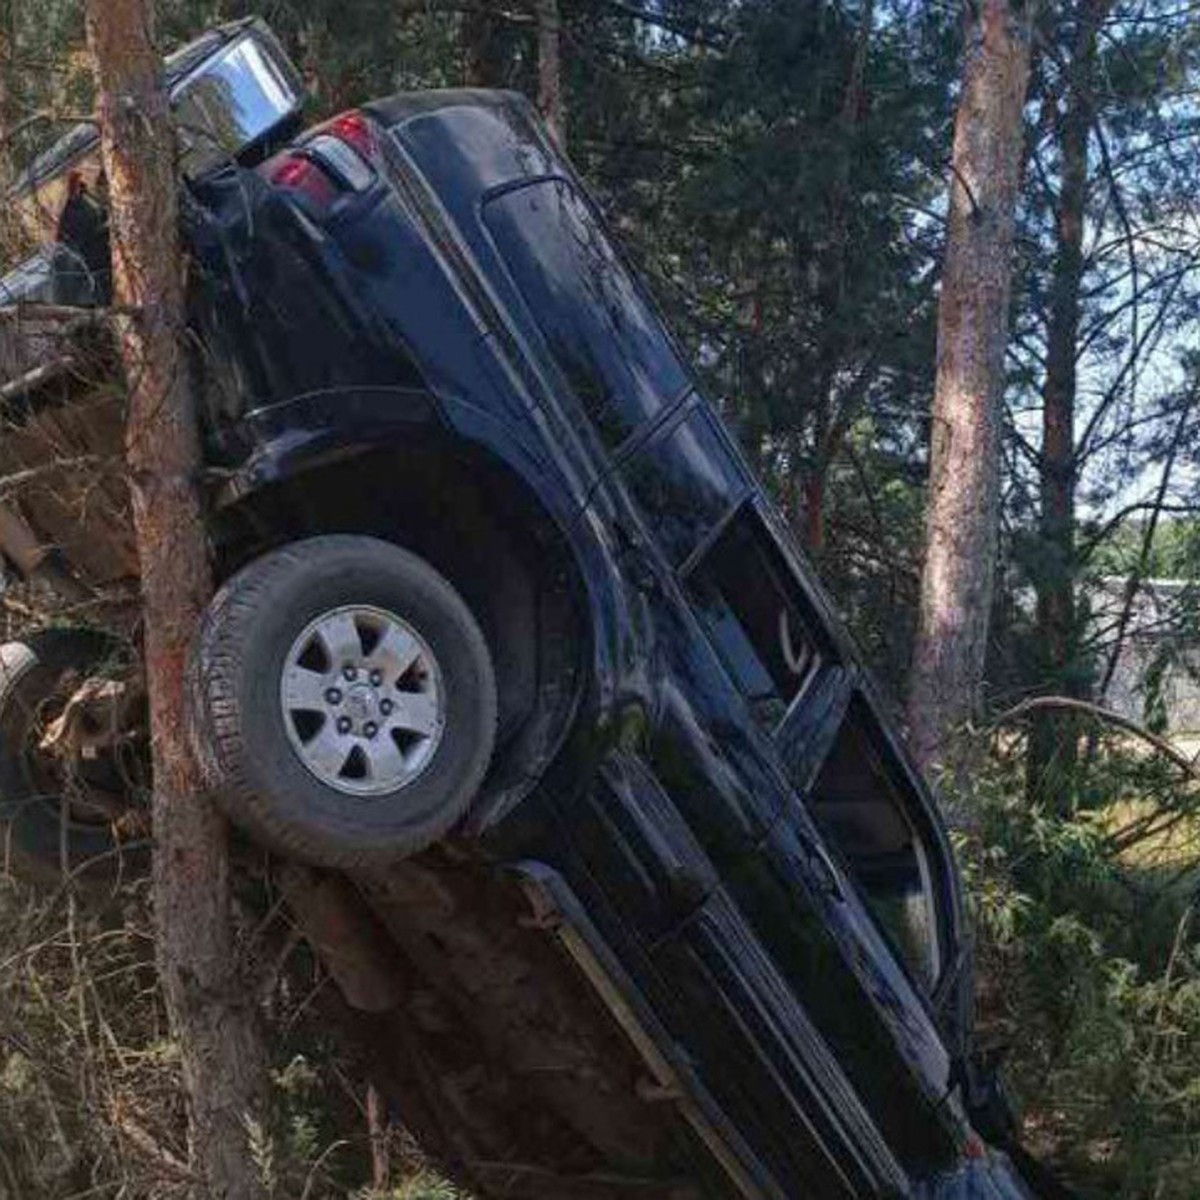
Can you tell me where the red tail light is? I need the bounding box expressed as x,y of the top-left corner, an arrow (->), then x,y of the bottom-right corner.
263,108 -> 377,211
321,110 -> 374,158
269,153 -> 338,206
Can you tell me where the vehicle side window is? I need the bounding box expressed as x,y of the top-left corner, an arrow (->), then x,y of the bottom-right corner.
808,699 -> 944,992
484,179 -> 689,448
685,508 -> 823,730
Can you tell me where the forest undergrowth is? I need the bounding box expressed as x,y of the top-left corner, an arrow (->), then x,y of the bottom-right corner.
963,724 -> 1200,1199
2,723 -> 1199,1198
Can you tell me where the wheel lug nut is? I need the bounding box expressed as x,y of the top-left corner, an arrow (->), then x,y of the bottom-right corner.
343,665 -> 358,682
325,688 -> 342,705
369,669 -> 383,686
336,716 -> 352,734
380,699 -> 393,716
363,722 -> 378,739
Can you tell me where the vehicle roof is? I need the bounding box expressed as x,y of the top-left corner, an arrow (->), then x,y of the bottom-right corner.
365,87 -> 533,127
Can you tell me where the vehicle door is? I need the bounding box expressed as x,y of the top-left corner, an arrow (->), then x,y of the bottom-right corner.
479,165 -> 969,1191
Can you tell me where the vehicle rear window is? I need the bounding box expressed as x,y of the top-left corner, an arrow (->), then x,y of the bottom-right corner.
686,508 -> 823,730
484,179 -> 688,448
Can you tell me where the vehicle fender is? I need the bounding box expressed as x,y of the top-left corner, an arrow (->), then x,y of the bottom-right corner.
214,387 -> 647,733
211,384 -> 442,501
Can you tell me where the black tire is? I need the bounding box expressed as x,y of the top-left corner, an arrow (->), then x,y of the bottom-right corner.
187,535 -> 498,869
0,628 -> 149,888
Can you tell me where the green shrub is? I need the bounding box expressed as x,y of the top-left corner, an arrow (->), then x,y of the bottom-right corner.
964,742 -> 1200,1198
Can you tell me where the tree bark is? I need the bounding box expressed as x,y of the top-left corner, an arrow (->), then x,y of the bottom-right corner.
906,0 -> 1034,808
367,1082 -> 390,1191
535,0 -> 566,149
84,3 -> 267,1196
463,5 -> 506,87
0,0 -> 13,186
799,0 -> 873,555
301,17 -> 330,109
1027,0 -> 1110,804
1032,86 -> 1085,730
0,2 -> 10,132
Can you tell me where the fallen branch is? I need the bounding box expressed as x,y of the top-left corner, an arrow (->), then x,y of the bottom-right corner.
0,454 -> 103,497
988,694 -> 1200,784
109,1107 -> 191,1180
0,357 -> 82,403
0,302 -> 139,324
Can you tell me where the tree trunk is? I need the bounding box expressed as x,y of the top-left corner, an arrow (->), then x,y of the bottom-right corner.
84,3 -> 267,1196
799,0 -> 873,556
301,17 -> 330,109
906,0 -> 1034,808
367,1083 -> 390,1191
535,0 -> 566,148
1027,0 -> 1110,805
0,0 -> 13,182
801,471 -> 827,554
463,5 -> 505,87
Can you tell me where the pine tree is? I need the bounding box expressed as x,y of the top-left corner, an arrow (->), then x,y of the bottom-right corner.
83,1 -> 267,1193
906,0 -> 1036,809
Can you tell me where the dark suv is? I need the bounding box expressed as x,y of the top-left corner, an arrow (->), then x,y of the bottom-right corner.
0,21 -> 1034,1200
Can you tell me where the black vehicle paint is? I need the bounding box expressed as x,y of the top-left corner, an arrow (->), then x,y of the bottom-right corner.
180,90 -> 1031,1199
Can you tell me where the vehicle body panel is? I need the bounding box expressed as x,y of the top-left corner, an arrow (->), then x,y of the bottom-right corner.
182,88 -> 1009,1198
0,39 -> 1032,1198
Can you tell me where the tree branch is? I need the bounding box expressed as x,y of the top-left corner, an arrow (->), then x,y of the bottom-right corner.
988,694 -> 1200,783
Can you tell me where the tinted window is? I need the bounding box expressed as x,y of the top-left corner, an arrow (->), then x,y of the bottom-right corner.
485,179 -> 689,447
687,508 -> 822,730
624,406 -> 751,566
809,700 -> 943,991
